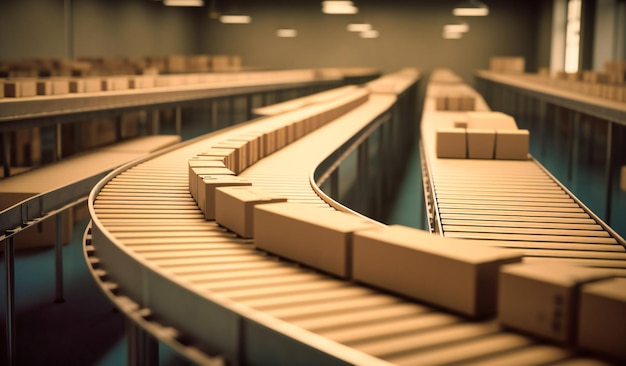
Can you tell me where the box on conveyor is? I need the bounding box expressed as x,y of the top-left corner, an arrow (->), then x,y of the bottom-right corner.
467,128 -> 496,159
495,129 -> 529,160
215,186 -> 287,238
254,202 -> 378,277
577,277 -> 626,361
199,176 -> 252,220
498,262 -> 615,343
188,158 -> 227,199
436,128 -> 466,159
353,225 -> 522,317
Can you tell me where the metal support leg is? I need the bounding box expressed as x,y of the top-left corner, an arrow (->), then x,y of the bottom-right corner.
604,121 -> 615,225
127,319 -> 158,366
150,110 -> 160,135
175,107 -> 182,136
568,112 -> 581,182
211,100 -> 218,131
4,236 -> 16,366
229,96 -> 236,126
539,102 -> 548,157
115,115 -> 124,141
55,123 -> 62,162
2,131 -> 11,178
55,212 -> 65,303
246,94 -> 253,121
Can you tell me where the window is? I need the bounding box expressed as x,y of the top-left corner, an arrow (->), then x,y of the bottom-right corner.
564,0 -> 582,73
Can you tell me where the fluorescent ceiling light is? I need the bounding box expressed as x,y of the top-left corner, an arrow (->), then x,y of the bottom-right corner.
442,31 -> 463,39
443,22 -> 469,33
219,15 -> 251,24
360,29 -> 379,38
322,1 -> 353,6
347,23 -> 372,32
276,28 -> 298,37
453,0 -> 489,16
322,1 -> 358,14
164,0 -> 204,6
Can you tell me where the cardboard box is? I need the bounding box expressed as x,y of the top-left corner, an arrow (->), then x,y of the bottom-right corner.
467,128 -> 495,159
4,80 -> 37,97
447,96 -> 461,111
213,140 -> 249,174
435,96 -> 447,111
188,158 -> 226,199
460,96 -> 476,111
199,176 -> 251,220
254,202 -> 378,277
495,129 -> 529,160
197,148 -> 236,173
621,166 -> 626,191
577,277 -> 626,360
215,186 -> 287,238
353,225 -> 522,317
466,111 -> 518,130
436,128 -> 466,159
498,262 -> 614,343
190,166 -> 235,202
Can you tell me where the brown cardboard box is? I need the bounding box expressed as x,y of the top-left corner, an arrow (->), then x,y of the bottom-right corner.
215,186 -> 287,238
621,166 -> 626,191
436,128 -> 466,159
577,277 -> 626,360
4,79 -> 37,97
254,202 -> 378,277
190,166 -> 235,203
467,128 -> 495,159
495,129 -> 529,160
353,225 -> 522,317
466,111 -> 518,130
460,96 -> 476,111
199,176 -> 251,220
188,159 -> 226,199
498,262 -> 614,343
213,140 -> 249,174
197,148 -> 236,173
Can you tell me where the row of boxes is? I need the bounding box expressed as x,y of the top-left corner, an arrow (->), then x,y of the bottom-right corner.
499,262 -> 625,360
0,54 -> 242,78
489,56 -> 526,74
188,88 -> 371,219
539,77 -> 626,103
212,192 -> 523,318
436,111 -> 529,160
0,69 -> 322,99
435,95 -> 476,111
436,128 -> 529,160
216,193 -> 625,361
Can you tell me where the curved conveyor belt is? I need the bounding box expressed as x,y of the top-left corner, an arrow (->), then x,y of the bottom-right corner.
86,70 -> 622,365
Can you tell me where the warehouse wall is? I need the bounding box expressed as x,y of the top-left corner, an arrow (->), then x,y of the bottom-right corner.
0,0 -> 549,83
0,0 -> 201,61
201,0 -> 547,83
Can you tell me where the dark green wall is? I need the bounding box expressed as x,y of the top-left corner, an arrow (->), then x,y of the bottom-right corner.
0,0 -> 549,84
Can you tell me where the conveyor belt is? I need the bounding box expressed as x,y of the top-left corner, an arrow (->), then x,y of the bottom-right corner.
87,71 -> 621,365
421,70 -> 626,279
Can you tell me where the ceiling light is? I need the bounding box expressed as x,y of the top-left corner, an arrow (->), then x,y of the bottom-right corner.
453,0 -> 489,16
442,31 -> 463,39
322,1 -> 358,14
360,29 -> 379,38
164,0 -> 204,6
219,15 -> 251,24
276,28 -> 298,38
347,23 -> 372,32
443,22 -> 469,33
